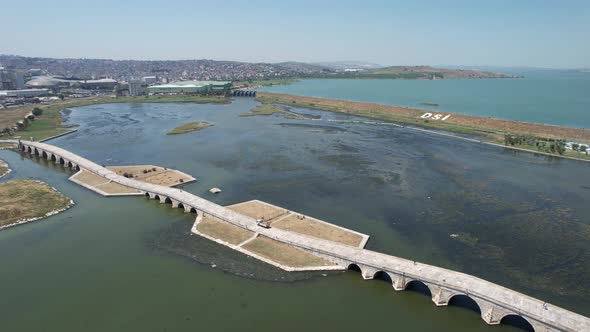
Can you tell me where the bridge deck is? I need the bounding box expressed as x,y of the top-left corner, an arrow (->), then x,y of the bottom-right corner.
11,139 -> 590,332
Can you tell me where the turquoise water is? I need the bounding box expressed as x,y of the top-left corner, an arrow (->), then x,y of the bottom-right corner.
262,69 -> 590,128
0,98 -> 589,331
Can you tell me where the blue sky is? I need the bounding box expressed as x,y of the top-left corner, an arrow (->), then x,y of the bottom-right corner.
2,0 -> 589,68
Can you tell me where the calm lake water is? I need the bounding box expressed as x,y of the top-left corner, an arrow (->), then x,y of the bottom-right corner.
262,69 -> 590,129
1,98 -> 589,331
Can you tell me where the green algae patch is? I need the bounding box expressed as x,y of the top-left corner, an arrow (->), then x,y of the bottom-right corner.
240,104 -> 287,117
0,179 -> 73,229
167,122 -> 213,135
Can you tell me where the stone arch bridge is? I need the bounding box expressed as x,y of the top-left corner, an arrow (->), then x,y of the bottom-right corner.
10,139 -> 590,332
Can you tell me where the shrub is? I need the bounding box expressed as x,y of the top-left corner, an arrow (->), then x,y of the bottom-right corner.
32,107 -> 43,116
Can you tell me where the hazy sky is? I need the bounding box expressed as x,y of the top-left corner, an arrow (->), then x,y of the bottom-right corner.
2,0 -> 589,68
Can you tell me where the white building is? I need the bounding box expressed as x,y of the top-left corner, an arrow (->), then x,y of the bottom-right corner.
0,88 -> 50,98
143,76 -> 157,85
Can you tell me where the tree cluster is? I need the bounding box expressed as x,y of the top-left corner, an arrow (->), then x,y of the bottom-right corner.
504,134 -> 566,155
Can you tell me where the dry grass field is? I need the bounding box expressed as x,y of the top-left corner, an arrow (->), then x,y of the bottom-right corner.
196,216 -> 254,245
70,170 -> 141,195
273,214 -> 363,247
71,170 -> 109,186
94,182 -> 141,195
0,179 -> 71,228
107,165 -> 193,187
242,236 -> 334,268
226,201 -> 288,221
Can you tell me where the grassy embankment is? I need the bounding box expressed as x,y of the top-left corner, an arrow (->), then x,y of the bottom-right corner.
167,122 -> 213,135
196,216 -> 254,246
0,95 -> 228,141
256,92 -> 590,161
242,236 -> 334,268
0,179 -> 72,228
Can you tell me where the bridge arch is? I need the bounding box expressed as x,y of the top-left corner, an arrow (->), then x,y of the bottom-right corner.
347,263 -> 362,273
372,271 -> 394,284
500,314 -> 535,331
404,280 -> 432,297
345,264 -> 380,280
189,207 -> 197,213
447,294 -> 482,315
164,197 -> 172,204
153,194 -> 161,201
50,154 -> 57,162
177,203 -> 185,210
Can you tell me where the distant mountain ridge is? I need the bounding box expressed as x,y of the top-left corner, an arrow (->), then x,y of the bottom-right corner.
365,65 -> 514,79
0,54 -> 514,81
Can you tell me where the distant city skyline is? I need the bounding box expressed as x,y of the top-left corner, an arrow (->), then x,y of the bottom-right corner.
2,0 -> 589,69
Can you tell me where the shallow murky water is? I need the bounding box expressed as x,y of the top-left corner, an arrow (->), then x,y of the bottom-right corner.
0,98 -> 588,331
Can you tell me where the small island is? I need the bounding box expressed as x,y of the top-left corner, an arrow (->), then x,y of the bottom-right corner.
240,104 -> 286,117
167,122 -> 213,135
419,102 -> 440,107
0,179 -> 74,230
0,159 -> 10,178
241,104 -> 304,119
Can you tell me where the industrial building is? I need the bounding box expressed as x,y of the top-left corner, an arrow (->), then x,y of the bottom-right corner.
0,88 -> 49,98
0,68 -> 25,90
147,81 -> 231,95
143,76 -> 157,85
129,80 -> 147,96
79,79 -> 118,90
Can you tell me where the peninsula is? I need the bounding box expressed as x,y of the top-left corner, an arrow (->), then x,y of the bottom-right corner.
0,179 -> 74,230
305,65 -> 516,80
256,92 -> 590,161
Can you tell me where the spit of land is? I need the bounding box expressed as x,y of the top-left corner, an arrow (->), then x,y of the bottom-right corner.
0,179 -> 73,229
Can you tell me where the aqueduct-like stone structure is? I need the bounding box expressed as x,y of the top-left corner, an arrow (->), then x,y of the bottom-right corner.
10,139 -> 590,332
